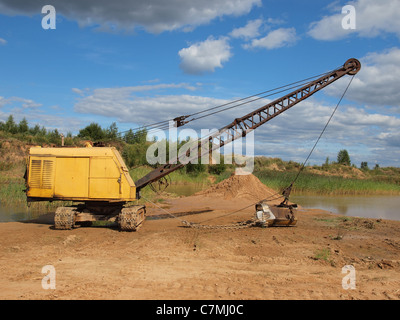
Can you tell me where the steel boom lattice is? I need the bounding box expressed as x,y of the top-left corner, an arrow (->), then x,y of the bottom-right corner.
135,58 -> 361,193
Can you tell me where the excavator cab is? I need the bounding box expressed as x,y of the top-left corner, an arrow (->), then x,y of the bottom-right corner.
25,146 -> 145,231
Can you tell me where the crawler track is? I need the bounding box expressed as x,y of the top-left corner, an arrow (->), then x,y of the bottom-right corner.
54,207 -> 77,230
118,205 -> 146,231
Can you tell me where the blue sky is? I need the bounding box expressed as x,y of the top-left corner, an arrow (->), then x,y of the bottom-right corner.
0,0 -> 399,167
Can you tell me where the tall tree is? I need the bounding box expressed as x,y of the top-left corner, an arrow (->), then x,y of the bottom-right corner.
360,162 -> 369,170
337,149 -> 351,166
18,117 -> 29,133
4,115 -> 17,134
105,122 -> 118,139
77,122 -> 105,141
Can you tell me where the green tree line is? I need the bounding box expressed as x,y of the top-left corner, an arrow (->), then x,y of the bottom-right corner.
0,115 -> 65,145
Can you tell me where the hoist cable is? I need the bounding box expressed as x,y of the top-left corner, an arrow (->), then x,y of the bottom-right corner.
290,75 -> 356,186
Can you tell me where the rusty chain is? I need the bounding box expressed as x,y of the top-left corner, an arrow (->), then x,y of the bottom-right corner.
180,218 -> 259,230
142,195 -> 260,230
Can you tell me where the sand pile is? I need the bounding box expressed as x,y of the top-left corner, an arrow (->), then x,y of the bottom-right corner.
195,173 -> 280,202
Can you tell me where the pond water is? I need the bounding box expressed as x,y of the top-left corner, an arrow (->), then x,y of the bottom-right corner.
291,194 -> 400,221
0,205 -> 35,222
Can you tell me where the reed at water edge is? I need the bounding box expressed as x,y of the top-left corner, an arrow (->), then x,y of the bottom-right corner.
254,169 -> 400,196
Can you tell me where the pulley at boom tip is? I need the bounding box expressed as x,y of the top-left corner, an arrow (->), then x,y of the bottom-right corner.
344,58 -> 361,75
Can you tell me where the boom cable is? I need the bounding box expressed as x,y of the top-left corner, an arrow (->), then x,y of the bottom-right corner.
117,68 -> 339,139
187,69 -> 336,121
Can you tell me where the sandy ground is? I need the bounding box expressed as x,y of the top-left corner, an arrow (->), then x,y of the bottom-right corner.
0,190 -> 400,300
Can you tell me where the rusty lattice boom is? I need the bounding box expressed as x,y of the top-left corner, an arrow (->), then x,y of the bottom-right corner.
135,58 -> 361,193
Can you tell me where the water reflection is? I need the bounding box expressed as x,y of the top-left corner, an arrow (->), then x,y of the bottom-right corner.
0,204 -> 50,222
0,205 -> 29,222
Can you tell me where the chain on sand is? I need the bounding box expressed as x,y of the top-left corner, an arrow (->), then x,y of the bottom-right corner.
180,218 -> 259,230
142,195 -> 259,230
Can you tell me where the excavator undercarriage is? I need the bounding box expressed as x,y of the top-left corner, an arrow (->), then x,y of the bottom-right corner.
54,203 -> 146,231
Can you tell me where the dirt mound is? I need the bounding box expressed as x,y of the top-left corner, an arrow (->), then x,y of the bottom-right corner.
195,173 -> 279,202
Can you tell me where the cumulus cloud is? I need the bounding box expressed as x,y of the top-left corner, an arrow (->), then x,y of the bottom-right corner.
326,47 -> 400,108
243,27 -> 297,50
75,93 -> 230,131
0,0 -> 261,33
73,82 -> 226,126
378,132 -> 400,148
308,0 -> 400,40
178,37 -> 232,74
178,19 -> 266,74
229,19 -> 263,39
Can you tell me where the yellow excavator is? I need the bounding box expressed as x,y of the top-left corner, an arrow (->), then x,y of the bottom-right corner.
24,58 -> 361,231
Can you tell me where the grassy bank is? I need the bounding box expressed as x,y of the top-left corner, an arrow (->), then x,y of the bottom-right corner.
254,169 -> 400,195
253,157 -> 400,195
0,168 -> 70,210
0,175 -> 26,207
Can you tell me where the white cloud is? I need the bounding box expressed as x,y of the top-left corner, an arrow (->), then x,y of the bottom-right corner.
0,96 -> 7,107
72,88 -> 85,96
71,79 -> 400,166
178,37 -> 232,74
0,0 -> 261,34
266,17 -> 285,25
0,38 -> 6,45
252,98 -> 400,166
0,95 -> 83,134
75,92 -> 228,127
229,19 -> 263,39
72,81 -> 276,133
308,0 -> 400,40
0,96 -> 42,109
72,82 -> 225,126
326,47 -> 400,108
377,132 -> 400,147
244,27 -> 297,50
